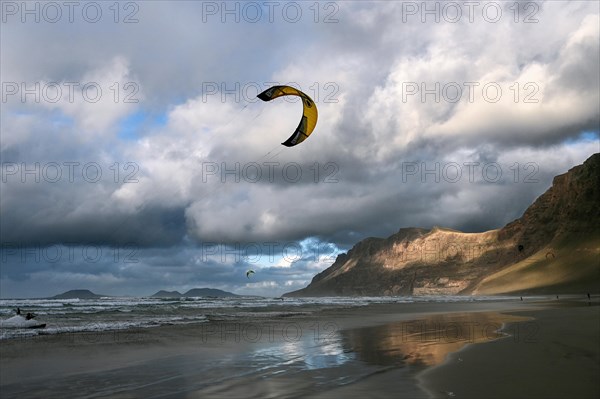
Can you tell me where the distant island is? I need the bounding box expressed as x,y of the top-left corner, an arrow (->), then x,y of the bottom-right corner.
152,290 -> 183,298
151,288 -> 240,298
51,289 -> 107,299
48,287 -> 240,299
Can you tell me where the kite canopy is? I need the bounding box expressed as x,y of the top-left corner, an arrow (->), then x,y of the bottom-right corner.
257,85 -> 318,147
246,269 -> 255,279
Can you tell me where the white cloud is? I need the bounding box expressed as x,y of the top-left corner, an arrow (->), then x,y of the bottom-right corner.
41,57 -> 140,136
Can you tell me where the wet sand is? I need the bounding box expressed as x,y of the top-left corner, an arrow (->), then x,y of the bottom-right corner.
1,298 -> 597,398
419,301 -> 600,399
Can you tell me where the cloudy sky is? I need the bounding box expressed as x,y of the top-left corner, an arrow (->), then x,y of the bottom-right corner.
1,1 -> 599,298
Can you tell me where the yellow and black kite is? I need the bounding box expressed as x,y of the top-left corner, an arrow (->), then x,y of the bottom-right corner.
257,85 -> 318,147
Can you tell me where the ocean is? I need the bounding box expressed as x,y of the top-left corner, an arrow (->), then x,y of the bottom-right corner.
0,295 -> 521,340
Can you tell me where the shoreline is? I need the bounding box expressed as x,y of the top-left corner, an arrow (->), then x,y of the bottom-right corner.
1,298 -> 597,398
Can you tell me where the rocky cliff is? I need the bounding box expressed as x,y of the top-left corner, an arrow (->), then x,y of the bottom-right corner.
285,154 -> 600,297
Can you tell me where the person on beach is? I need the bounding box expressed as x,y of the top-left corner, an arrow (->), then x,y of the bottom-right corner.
25,313 -> 34,320
15,307 -> 21,315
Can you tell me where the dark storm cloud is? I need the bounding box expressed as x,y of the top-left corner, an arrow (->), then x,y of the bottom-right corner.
1,201 -> 186,248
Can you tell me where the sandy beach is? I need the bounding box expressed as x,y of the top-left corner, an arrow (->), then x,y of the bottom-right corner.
1,298 -> 598,398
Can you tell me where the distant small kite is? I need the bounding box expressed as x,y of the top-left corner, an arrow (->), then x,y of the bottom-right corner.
257,85 -> 318,147
246,269 -> 255,279
545,252 -> 555,260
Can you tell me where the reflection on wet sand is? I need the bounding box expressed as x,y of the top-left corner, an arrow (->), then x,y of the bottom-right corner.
341,312 -> 530,368
0,311 -> 533,398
